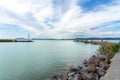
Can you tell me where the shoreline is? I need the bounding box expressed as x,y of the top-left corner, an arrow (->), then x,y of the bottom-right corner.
50,54 -> 111,80
50,41 -> 119,80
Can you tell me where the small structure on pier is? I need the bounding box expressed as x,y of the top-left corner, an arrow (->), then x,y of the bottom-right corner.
0,34 -> 33,42
15,34 -> 33,42
27,33 -> 32,42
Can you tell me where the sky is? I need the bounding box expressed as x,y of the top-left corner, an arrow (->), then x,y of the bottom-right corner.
0,0 -> 120,39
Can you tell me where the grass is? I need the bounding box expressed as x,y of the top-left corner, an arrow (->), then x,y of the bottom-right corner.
99,42 -> 120,57
79,40 -> 120,57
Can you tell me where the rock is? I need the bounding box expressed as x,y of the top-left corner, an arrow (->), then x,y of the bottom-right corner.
69,68 -> 79,73
58,75 -> 64,80
78,66 -> 83,70
90,77 -> 96,80
68,76 -> 75,80
50,54 -> 111,80
92,55 -> 96,58
100,61 -> 109,70
86,64 -> 97,73
87,55 -> 100,67
77,66 -> 85,72
63,73 -> 68,80
97,68 -> 106,77
106,54 -> 113,59
97,54 -> 106,61
73,74 -> 80,80
50,75 -> 58,80
74,73 -> 90,80
93,58 -> 100,67
89,73 -> 99,80
79,73 -> 90,80
50,75 -> 64,80
68,72 -> 75,77
105,57 -> 110,64
83,60 -> 88,67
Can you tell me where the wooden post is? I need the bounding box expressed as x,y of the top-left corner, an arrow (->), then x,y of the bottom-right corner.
91,40 -> 92,43
101,40 -> 103,42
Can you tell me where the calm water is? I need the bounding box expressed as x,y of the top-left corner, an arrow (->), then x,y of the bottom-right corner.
0,40 -> 100,80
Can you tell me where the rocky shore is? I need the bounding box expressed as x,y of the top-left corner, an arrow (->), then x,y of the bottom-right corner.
50,54 -> 111,80
49,41 -> 119,80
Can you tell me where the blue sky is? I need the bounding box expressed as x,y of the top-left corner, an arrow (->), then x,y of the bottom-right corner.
0,0 -> 120,39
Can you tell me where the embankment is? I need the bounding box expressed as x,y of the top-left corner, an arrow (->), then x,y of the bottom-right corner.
49,41 -> 120,80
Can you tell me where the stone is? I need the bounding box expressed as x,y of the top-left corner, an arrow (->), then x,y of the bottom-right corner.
100,61 -> 109,70
97,54 -> 106,61
87,55 -> 100,67
105,57 -> 110,64
50,75 -> 58,80
94,58 -> 100,67
83,60 -> 88,67
69,68 -> 79,73
68,76 -> 75,80
86,64 -> 97,73
63,73 -> 68,80
74,73 -> 90,80
50,53 -> 112,80
97,68 -> 106,77
77,66 -> 85,72
88,73 -> 99,80
50,75 -> 64,80
68,72 -> 75,77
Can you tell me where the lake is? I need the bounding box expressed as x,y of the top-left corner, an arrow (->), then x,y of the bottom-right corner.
0,40 -> 100,80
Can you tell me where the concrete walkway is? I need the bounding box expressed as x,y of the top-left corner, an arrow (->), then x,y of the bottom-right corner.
100,52 -> 120,80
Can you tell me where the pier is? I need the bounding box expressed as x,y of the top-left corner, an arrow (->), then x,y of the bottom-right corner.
74,38 -> 120,42
0,39 -> 33,42
0,34 -> 33,42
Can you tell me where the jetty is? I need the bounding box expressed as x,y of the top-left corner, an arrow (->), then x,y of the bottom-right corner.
0,39 -> 33,42
0,34 -> 33,42
74,38 -> 120,42
74,38 -> 120,40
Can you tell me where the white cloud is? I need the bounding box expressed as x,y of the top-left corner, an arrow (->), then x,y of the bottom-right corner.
0,0 -> 120,38
0,0 -> 30,15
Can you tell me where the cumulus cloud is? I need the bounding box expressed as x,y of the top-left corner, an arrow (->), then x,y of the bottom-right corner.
0,0 -> 120,38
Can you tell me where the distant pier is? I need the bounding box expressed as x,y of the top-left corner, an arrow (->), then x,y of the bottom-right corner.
74,38 -> 120,40
0,34 -> 33,42
74,38 -> 120,42
0,39 -> 33,42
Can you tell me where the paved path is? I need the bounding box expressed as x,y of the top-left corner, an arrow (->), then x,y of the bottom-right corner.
100,52 -> 120,80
